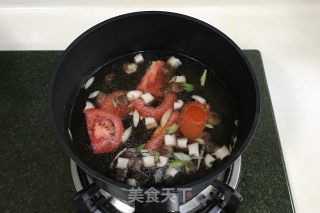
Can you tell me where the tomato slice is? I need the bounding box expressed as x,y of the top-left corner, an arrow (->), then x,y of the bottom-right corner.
153,111 -> 180,137
145,135 -> 164,151
84,108 -> 124,154
179,102 -> 209,140
131,93 -> 176,120
137,60 -> 166,97
99,91 -> 131,118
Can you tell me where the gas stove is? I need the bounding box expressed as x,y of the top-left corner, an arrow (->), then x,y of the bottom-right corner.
71,157 -> 242,213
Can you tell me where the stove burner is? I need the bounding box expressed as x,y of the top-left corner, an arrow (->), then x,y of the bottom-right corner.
71,157 -> 241,213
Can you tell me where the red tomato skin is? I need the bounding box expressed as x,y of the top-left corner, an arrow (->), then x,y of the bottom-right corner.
145,135 -> 165,151
99,91 -> 131,118
179,102 -> 209,140
137,60 -> 166,97
131,93 -> 176,120
84,108 -> 124,154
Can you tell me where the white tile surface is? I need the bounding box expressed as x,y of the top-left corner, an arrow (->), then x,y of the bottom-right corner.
1,1 -> 320,212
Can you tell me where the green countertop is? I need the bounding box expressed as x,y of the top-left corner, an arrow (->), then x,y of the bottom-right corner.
0,51 -> 294,213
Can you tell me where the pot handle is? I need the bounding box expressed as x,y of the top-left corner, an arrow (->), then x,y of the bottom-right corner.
73,183 -> 109,213
211,180 -> 243,213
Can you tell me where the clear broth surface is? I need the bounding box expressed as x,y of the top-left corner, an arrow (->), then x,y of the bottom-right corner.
69,51 -> 237,187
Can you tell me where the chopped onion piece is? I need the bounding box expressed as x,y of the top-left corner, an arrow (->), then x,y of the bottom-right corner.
143,156 -> 155,167
116,157 -> 129,169
175,75 -> 186,83
141,93 -> 155,105
121,126 -> 132,142
133,110 -> 140,127
191,95 -> 206,104
154,169 -> 163,183
134,53 -> 144,64
164,134 -> 176,147
195,138 -> 205,145
167,56 -> 182,69
235,119 -> 239,127
127,90 -> 142,100
156,156 -> 169,167
197,147 -> 205,170
177,138 -> 188,148
127,178 -> 137,186
109,148 -> 127,169
68,128 -> 73,142
200,69 -> 207,86
84,101 -> 94,110
124,63 -> 138,74
88,91 -> 99,99
145,117 -> 158,129
214,145 -> 231,160
188,143 -> 199,157
174,100 -> 184,110
174,152 -> 191,161
169,76 -> 176,83
84,77 -> 95,89
204,154 -> 216,168
205,123 -> 214,129
160,109 -> 172,127
166,167 -> 179,177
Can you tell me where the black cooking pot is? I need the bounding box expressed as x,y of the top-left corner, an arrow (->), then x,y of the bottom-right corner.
48,11 -> 260,212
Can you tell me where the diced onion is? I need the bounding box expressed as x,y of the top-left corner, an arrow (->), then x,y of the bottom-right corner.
197,147 -> 205,170
177,138 -> 188,148
204,154 -> 216,168
88,91 -> 99,99
127,90 -> 142,100
175,75 -> 186,83
174,152 -> 191,161
165,134 -> 176,147
160,109 -> 172,127
141,93 -> 155,105
84,101 -> 94,110
156,156 -> 169,167
145,117 -> 158,129
143,156 -> 155,167
195,138 -> 205,145
235,119 -> 239,127
68,128 -> 73,142
116,157 -> 129,169
214,145 -> 231,160
133,110 -> 140,127
109,148 -> 127,169
205,123 -> 214,129
188,143 -> 199,157
125,63 -> 138,74
84,77 -> 95,89
167,56 -> 182,69
174,100 -> 184,110
191,95 -> 206,104
121,126 -> 132,142
134,53 -> 144,64
154,169 -> 163,183
166,167 -> 179,177
127,178 -> 137,186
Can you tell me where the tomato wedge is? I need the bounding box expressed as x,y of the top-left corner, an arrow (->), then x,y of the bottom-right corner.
137,60 -> 166,97
145,135 -> 164,151
153,111 -> 180,137
179,102 -> 209,140
99,91 -> 131,118
84,108 -> 124,154
131,93 -> 176,120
